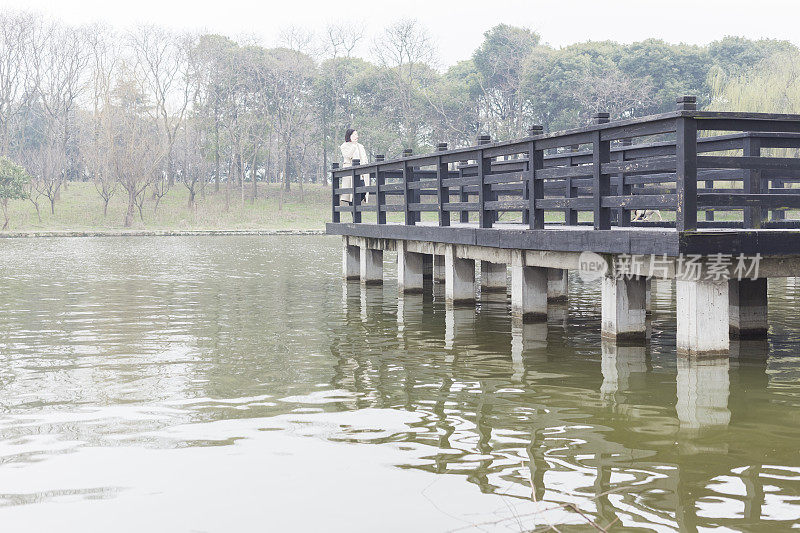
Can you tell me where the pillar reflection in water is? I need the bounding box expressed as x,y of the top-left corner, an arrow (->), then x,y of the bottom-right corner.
547,302 -> 568,326
342,279 -> 361,319
600,340 -> 647,401
360,284 -> 383,323
676,355 -> 731,429
444,303 -> 474,351
397,293 -> 424,338
511,317 -> 548,381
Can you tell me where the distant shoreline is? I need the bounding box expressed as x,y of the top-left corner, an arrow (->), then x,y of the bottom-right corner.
0,229 -> 327,239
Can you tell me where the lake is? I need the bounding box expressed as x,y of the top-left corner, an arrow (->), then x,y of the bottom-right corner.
0,235 -> 799,531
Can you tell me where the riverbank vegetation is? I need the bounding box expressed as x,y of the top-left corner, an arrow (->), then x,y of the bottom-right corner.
1,182 -> 330,232
0,9 -> 798,230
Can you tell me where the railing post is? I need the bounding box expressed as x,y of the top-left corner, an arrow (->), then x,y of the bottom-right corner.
618,138 -> 632,227
376,155 -> 386,224
351,159 -> 361,223
528,125 -> 544,229
458,160 -> 469,224
402,149 -> 416,225
592,113 -> 611,230
567,144 -> 579,225
743,135 -> 762,229
676,96 -> 698,232
331,162 -> 340,223
436,143 -> 450,227
477,135 -> 492,228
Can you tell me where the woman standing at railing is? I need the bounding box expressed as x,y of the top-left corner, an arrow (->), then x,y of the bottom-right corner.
340,128 -> 369,204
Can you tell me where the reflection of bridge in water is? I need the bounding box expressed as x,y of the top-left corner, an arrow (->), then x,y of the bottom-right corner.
332,278 -> 800,530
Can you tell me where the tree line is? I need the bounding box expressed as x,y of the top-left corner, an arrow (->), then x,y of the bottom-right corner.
0,10 -> 797,227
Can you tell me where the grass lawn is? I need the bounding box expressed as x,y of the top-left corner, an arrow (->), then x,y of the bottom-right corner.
2,182 -> 331,232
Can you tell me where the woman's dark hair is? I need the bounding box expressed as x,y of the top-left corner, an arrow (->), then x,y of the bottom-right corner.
345,128 -> 355,142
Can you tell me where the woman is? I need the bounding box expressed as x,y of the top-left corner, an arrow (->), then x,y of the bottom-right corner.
339,128 -> 368,204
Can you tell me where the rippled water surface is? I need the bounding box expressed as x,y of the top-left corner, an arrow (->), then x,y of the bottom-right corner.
1,235 -> 800,532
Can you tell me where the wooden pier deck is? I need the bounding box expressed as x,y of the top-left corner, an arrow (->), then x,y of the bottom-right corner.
326,96 -> 800,354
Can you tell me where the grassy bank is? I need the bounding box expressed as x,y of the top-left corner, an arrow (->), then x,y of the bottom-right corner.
3,182 -> 331,232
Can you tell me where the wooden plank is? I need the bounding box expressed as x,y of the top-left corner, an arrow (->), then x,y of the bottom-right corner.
697,156 -> 800,171
698,193 -> 800,208
484,200 -> 528,210
601,194 -> 677,209
600,117 -> 677,141
483,141 -> 529,158
485,171 -> 525,184
406,180 -> 438,190
695,118 -> 800,133
536,197 -> 593,210
441,177 -> 479,188
442,202 -> 480,211
536,131 -> 594,150
601,156 -> 676,175
536,164 -> 594,180
407,203 -> 439,212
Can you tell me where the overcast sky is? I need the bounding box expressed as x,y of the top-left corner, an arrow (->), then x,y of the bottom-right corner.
2,0 -> 799,67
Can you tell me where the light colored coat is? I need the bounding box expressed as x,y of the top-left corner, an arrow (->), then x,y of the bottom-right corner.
339,141 -> 368,203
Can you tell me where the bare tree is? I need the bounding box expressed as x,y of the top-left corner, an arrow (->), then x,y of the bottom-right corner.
323,21 -> 365,59
82,24 -> 119,217
266,39 -> 316,192
128,25 -> 191,201
107,70 -> 166,227
0,11 -> 34,156
27,18 -> 89,212
176,119 -> 209,210
572,67 -> 657,123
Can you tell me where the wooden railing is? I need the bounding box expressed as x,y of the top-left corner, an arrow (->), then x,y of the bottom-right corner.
331,96 -> 800,232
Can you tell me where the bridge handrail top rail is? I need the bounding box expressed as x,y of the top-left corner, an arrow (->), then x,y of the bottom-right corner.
333,110 -> 800,174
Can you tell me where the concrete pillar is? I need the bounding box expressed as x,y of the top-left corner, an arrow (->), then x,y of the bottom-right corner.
480,261 -> 507,293
444,246 -> 475,304
433,255 -> 446,282
422,254 -> 434,280
359,248 -> 383,286
510,252 -> 547,322
729,279 -> 768,339
601,276 -> 647,342
397,240 -> 424,294
676,279 -> 729,354
546,268 -> 569,301
676,355 -> 731,429
646,278 -> 652,314
342,239 -> 359,280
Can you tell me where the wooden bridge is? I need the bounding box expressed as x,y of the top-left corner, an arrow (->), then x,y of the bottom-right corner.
326,96 -> 800,354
